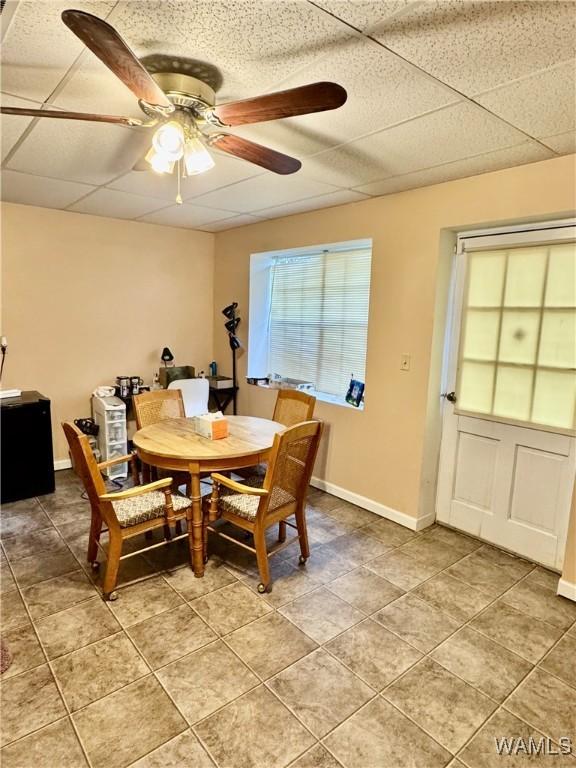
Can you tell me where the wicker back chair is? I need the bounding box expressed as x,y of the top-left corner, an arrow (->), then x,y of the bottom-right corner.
63,422 -> 191,600
133,389 -> 185,428
206,420 -> 323,593
273,389 -> 316,427
133,389 -> 190,498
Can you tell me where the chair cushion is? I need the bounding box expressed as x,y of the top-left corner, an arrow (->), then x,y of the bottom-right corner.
219,477 -> 295,522
112,490 -> 191,528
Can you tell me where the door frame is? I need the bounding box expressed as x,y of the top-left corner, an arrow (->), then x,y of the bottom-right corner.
436,218 -> 576,566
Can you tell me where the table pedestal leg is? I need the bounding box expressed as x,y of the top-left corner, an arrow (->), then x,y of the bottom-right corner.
188,471 -> 205,578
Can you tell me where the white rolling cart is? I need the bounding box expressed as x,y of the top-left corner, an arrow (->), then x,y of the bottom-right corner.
91,395 -> 127,479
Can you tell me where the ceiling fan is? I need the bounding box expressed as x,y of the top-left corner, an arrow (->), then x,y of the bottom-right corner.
1,9 -> 347,201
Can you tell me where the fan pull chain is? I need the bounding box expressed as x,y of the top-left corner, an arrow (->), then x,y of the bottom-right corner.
176,158 -> 183,205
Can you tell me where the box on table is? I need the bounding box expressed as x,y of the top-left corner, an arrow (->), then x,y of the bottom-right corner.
193,411 -> 229,440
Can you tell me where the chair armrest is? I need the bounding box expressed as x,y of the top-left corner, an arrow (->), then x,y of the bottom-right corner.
99,477 -> 173,501
98,452 -> 140,486
98,453 -> 134,470
211,473 -> 269,496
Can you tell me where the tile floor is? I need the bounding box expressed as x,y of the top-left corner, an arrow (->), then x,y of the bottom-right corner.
1,470 -> 575,768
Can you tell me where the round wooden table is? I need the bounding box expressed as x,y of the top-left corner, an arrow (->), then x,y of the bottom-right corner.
133,415 -> 283,577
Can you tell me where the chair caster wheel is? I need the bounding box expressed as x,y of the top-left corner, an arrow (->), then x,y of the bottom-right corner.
105,591 -> 118,601
257,583 -> 269,594
90,561 -> 100,571
298,555 -> 307,565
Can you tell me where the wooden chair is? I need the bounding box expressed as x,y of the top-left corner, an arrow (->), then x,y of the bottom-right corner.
133,388 -> 185,426
63,422 -> 191,600
237,389 -> 317,546
133,389 -> 191,494
205,420 -> 323,593
237,389 -> 316,479
273,389 -> 316,426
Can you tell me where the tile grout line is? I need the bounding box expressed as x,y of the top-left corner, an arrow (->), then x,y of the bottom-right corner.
272,531 -> 571,760
0,540 -> 94,767
454,621 -> 574,767
3,481 -> 574,767
408,565 -> 574,761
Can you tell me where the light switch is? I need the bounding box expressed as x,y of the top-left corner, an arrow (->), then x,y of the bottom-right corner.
400,353 -> 411,371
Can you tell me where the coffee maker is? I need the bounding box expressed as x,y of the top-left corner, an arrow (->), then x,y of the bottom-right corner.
116,376 -> 130,398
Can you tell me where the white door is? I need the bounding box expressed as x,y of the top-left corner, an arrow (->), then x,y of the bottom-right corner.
437,222 -> 576,570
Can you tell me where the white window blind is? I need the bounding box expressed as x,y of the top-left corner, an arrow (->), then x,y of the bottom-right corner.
267,245 -> 372,398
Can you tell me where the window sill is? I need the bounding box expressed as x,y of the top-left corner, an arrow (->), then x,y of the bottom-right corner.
249,382 -> 364,411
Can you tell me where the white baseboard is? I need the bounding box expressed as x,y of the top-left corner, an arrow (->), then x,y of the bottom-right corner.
54,459 -> 72,471
310,476 -> 434,532
557,578 -> 576,602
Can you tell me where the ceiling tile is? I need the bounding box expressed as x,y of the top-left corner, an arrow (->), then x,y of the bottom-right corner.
475,60 -> 576,139
1,170 -> 94,208
255,189 -> 370,219
1,2 -> 20,42
2,0 -> 572,222
191,174 -> 342,214
139,203 -> 235,229
355,141 -> 554,196
300,101 -> 529,187
49,60 -> 149,121
1,93 -> 42,161
108,153 -> 262,203
541,131 -> 576,155
312,1 -> 414,33
7,118 -> 151,186
241,34 -> 459,156
1,1 -> 116,102
199,214 -> 265,232
370,1 -> 576,93
68,188 -> 168,219
101,0 -> 353,98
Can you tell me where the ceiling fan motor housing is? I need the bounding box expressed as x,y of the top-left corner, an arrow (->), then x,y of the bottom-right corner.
139,72 -> 217,122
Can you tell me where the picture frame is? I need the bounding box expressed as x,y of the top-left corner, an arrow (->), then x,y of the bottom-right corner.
346,377 -> 365,407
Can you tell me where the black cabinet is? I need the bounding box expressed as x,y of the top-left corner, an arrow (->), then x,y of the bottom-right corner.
1,391 -> 55,503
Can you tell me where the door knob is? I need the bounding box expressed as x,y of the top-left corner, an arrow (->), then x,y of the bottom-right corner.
441,391 -> 457,403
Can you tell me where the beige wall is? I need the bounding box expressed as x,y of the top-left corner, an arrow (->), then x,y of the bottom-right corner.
562,487 -> 576,587
214,154 -> 576,529
1,203 -> 215,461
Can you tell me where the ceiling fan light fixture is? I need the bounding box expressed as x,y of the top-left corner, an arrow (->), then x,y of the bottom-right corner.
152,120 -> 185,161
145,146 -> 175,174
184,137 -> 215,176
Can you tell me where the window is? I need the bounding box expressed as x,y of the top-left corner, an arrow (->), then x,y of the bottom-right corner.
248,240 -> 372,405
457,239 -> 576,430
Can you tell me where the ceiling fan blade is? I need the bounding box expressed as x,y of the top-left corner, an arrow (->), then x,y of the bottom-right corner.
212,82 -> 347,127
61,9 -> 173,111
0,106 -> 143,126
211,134 -> 301,174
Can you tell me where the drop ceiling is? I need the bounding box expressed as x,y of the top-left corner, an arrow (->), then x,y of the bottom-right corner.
1,0 -> 574,232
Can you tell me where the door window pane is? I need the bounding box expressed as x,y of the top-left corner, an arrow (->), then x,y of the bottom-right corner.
538,310 -> 576,369
545,244 -> 576,307
462,310 -> 500,360
458,240 -> 576,431
504,248 -> 547,307
458,362 -> 495,413
493,366 -> 533,422
532,370 -> 576,429
499,310 -> 540,365
467,251 -> 505,307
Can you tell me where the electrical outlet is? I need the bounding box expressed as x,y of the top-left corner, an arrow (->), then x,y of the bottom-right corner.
400,353 -> 411,371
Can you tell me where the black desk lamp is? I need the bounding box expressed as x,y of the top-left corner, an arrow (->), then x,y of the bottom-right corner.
161,347 -> 174,367
222,303 -> 240,414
